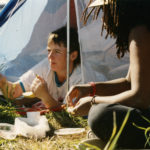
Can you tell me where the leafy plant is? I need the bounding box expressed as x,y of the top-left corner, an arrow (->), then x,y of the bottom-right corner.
79,110 -> 130,150
104,110 -> 130,150
46,110 -> 87,130
133,115 -> 150,148
0,105 -> 20,124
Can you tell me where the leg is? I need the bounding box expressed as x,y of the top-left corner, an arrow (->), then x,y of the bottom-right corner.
88,103 -> 150,149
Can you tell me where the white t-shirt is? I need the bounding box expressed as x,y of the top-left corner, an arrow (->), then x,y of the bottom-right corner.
19,58 -> 82,103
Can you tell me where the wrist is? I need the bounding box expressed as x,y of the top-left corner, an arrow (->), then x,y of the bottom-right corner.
41,93 -> 59,109
91,95 -> 96,105
41,94 -> 51,108
40,92 -> 50,101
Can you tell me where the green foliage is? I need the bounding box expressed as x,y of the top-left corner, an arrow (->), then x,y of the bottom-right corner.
78,142 -> 102,150
0,99 -> 132,150
0,105 -> 20,124
0,104 -> 87,149
76,110 -> 131,150
133,115 -> 150,148
104,110 -> 130,150
46,109 -> 87,131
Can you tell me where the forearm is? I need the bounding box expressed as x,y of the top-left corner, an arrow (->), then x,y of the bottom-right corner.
71,78 -> 131,100
94,78 -> 131,96
94,89 -> 144,109
41,93 -> 61,109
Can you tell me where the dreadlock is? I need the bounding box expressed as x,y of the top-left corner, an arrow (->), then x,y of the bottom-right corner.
83,0 -> 150,58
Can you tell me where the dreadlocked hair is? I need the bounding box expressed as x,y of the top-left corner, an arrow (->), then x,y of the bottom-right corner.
82,0 -> 150,58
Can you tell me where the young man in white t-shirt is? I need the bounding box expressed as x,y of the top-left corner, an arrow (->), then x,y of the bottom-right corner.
0,26 -> 82,109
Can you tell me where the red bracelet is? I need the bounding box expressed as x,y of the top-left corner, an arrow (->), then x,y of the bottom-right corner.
89,82 -> 96,96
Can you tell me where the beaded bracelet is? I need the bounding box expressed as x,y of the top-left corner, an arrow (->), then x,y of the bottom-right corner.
91,95 -> 96,105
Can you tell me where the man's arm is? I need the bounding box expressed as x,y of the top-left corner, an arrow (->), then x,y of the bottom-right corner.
67,70 -> 131,106
30,75 -> 61,109
94,26 -> 150,109
94,75 -> 131,96
40,93 -> 61,109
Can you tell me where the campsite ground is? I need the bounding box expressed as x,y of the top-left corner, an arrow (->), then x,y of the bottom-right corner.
0,104 -> 89,150
0,97 -> 146,150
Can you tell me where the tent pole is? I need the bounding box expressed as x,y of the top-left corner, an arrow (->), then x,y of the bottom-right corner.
67,0 -> 70,92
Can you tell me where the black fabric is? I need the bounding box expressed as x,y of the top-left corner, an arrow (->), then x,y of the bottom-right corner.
88,103 -> 150,149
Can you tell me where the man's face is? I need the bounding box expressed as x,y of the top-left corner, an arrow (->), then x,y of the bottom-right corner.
47,41 -> 67,73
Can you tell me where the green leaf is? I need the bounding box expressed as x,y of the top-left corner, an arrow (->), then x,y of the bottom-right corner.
104,110 -> 130,150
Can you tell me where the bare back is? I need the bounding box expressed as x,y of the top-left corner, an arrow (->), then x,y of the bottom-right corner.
128,25 -> 150,108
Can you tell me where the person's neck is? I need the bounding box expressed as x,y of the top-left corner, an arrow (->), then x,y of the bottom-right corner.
56,72 -> 66,83
56,64 -> 74,83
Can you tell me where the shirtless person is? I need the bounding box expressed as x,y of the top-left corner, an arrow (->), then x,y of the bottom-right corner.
66,0 -> 150,148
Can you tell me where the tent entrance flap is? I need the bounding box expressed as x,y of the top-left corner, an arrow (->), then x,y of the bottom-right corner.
0,0 -> 68,81
75,0 -> 129,83
0,0 -> 129,85
0,0 -> 27,27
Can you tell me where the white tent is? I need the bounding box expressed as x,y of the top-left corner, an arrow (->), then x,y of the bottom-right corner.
0,0 -> 129,84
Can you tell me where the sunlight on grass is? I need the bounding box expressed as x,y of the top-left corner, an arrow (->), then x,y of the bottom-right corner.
0,135 -> 87,150
0,100 -> 132,150
0,103 -> 88,150
79,110 -> 130,150
104,110 -> 130,150
0,94 -> 134,150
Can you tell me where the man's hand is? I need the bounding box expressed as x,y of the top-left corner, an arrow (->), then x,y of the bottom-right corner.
66,84 -> 92,107
67,96 -> 92,116
31,75 -> 49,99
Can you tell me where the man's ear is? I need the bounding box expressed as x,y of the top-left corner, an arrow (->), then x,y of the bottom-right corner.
70,51 -> 78,61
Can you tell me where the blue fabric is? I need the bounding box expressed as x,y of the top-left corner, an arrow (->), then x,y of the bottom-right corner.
54,72 -> 65,87
19,81 -> 25,92
54,69 -> 74,87
0,0 -> 67,81
0,0 -> 26,27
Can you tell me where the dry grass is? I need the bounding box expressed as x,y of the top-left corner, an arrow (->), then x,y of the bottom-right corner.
0,104 -> 89,150
0,133 -> 88,150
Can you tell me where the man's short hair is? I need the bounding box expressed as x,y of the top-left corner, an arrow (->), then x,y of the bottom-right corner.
48,26 -> 80,67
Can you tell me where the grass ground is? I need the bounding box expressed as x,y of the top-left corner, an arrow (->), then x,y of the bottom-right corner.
0,97 -> 134,150
0,103 -> 89,150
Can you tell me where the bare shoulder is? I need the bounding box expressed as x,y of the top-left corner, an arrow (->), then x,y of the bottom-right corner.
129,25 -> 150,64
129,25 -> 150,45
129,25 -> 150,58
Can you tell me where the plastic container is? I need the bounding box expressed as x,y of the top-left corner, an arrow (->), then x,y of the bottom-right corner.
0,112 -> 50,139
15,112 -> 50,139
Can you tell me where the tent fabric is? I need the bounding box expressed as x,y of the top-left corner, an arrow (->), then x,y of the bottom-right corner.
0,0 -> 129,84
0,0 -> 18,25
0,0 -> 26,27
0,0 -> 67,81
75,0 -> 129,82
